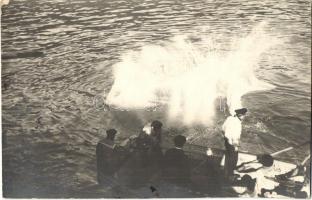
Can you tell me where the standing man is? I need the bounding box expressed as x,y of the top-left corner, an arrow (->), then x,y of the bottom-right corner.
96,128 -> 119,185
142,120 -> 164,181
163,135 -> 190,185
222,108 -> 247,180
150,120 -> 162,144
117,121 -> 164,185
149,120 -> 163,165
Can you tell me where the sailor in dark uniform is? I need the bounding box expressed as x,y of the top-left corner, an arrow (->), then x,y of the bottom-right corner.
163,135 -> 190,185
149,120 -> 164,168
115,126 -> 154,187
121,121 -> 164,184
115,121 -> 164,186
96,129 -> 119,185
190,148 -> 222,195
129,120 -> 163,169
150,120 -> 162,145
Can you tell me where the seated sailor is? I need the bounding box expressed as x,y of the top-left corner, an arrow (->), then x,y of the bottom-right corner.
235,154 -> 278,197
260,161 -> 310,198
96,129 -> 120,185
236,154 -> 274,173
275,162 -> 308,182
231,174 -> 257,197
163,135 -> 190,185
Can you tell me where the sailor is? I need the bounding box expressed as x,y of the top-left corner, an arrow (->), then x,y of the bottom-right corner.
133,129 -> 152,151
222,108 -> 247,179
231,174 -> 257,197
260,163 -> 310,198
163,135 -> 190,185
115,124 -> 156,186
124,120 -> 162,155
235,154 -> 278,197
274,162 -> 308,182
133,121 -> 164,182
235,154 -> 274,173
96,128 -> 119,185
149,120 -> 164,167
190,148 -> 222,195
150,120 -> 162,144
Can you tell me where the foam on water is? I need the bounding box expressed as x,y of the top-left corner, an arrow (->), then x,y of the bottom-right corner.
106,23 -> 278,125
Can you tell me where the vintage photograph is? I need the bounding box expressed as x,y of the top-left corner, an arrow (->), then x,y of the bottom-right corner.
1,0 -> 311,198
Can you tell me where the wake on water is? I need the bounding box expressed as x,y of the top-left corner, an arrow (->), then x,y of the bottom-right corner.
105,24 -> 278,126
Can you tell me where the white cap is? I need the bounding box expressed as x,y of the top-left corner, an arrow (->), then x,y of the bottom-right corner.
206,148 -> 213,156
142,123 -> 152,135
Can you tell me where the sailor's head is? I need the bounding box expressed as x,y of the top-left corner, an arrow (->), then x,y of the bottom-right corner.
234,108 -> 247,120
241,174 -> 256,192
106,129 -> 117,140
174,135 -> 186,148
257,154 -> 274,167
206,148 -> 213,156
151,120 -> 163,132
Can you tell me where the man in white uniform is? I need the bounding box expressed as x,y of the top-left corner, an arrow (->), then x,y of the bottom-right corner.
222,108 -> 247,180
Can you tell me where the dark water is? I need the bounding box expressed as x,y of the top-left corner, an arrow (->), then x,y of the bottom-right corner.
1,0 -> 311,197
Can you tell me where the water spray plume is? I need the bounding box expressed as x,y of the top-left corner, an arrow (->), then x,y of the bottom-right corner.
106,23 -> 277,125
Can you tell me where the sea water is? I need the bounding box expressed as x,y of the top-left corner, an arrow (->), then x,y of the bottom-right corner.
1,0 -> 310,197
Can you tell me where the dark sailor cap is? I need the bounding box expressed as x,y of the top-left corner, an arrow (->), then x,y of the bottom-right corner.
151,120 -> 163,130
174,135 -> 186,147
234,108 -> 248,116
106,129 -> 117,137
257,154 -> 274,167
241,174 -> 256,191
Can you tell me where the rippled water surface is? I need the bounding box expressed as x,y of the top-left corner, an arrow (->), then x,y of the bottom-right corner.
1,0 -> 311,197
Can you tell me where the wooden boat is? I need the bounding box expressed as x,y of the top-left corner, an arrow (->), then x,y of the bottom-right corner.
87,102 -> 310,198
87,131 -> 309,198
159,133 -> 310,198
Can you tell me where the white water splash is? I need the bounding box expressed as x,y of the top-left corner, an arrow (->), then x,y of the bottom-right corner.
106,24 -> 277,125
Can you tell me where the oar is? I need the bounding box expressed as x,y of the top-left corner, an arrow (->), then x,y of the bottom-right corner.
257,140 -> 310,162
301,155 -> 310,166
270,140 -> 310,157
237,141 -> 310,168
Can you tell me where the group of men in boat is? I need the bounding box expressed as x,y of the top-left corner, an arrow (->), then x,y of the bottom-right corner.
96,120 -> 192,187
96,108 -> 310,198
